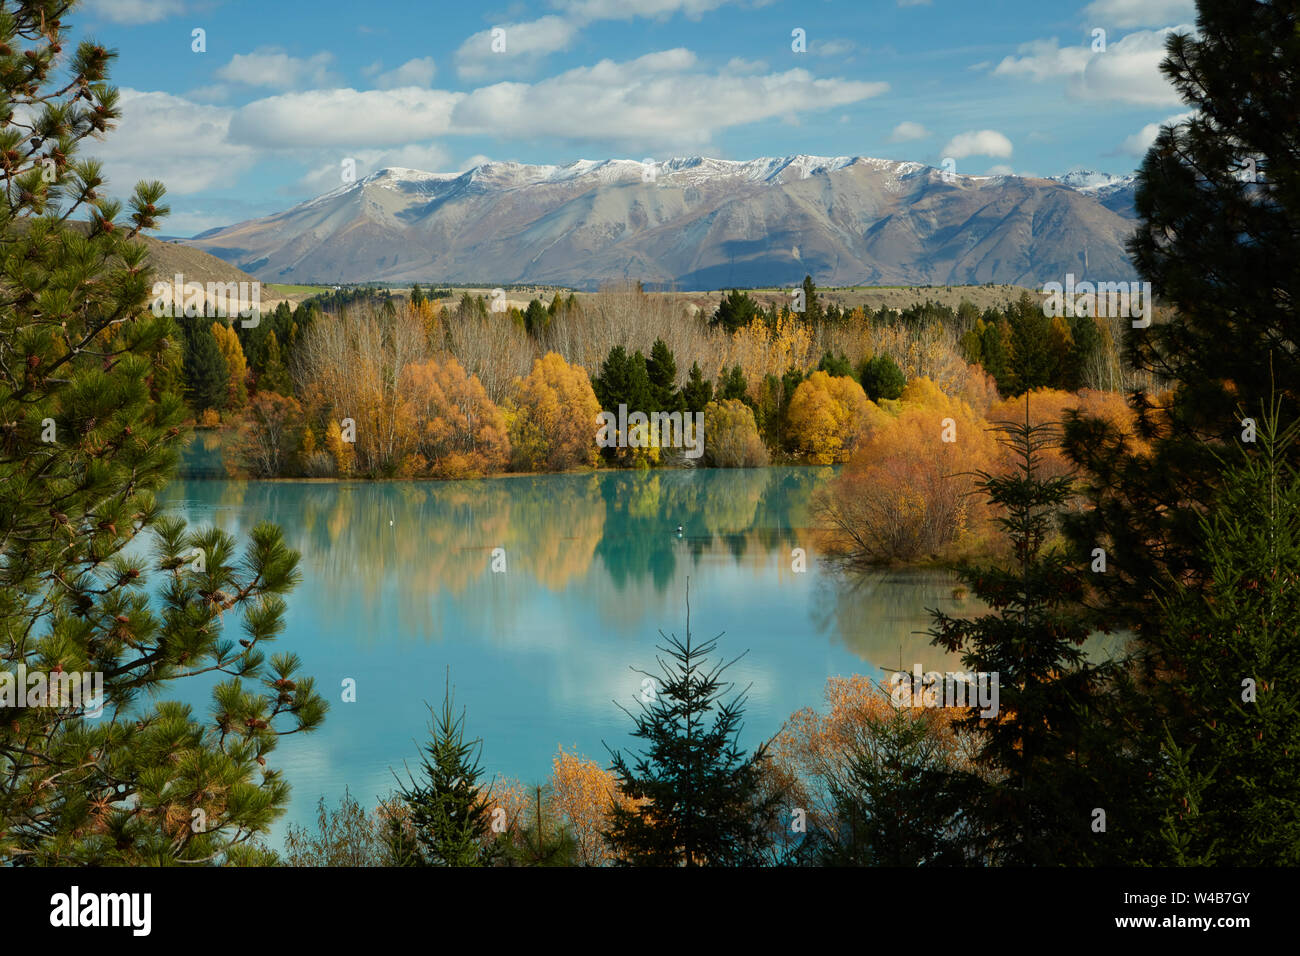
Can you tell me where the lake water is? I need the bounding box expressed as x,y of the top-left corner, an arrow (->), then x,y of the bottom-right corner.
153,467 -> 1085,846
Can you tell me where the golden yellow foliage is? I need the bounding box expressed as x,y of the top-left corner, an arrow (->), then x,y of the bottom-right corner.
703,398 -> 768,467
398,357 -> 510,478
786,371 -> 877,463
549,746 -> 639,866
506,352 -> 601,471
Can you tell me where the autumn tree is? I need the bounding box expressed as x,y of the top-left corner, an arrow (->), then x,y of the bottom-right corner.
211,321 -> 249,409
786,370 -> 874,464
818,378 -> 997,562
506,352 -> 601,472
399,357 -> 509,478
703,399 -> 768,467
227,392 -> 304,478
550,747 -> 637,866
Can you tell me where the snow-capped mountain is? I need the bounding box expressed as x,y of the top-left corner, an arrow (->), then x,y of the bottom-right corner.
187,154 -> 1141,288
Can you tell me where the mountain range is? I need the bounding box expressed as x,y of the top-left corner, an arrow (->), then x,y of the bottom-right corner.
184,155 -> 1139,290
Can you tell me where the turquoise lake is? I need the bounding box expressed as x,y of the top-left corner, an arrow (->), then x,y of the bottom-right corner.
155,466 -> 1010,845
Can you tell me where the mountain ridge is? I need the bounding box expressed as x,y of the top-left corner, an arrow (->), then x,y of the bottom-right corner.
184,153 -> 1140,290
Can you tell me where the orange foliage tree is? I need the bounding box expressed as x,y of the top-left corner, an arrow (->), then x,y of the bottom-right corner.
549,746 -> 640,866
505,352 -> 601,472
226,392 -> 305,478
819,377 -> 1000,562
768,675 -> 976,861
398,357 -> 510,478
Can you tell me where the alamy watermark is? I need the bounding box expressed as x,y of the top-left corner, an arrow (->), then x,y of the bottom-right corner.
890,664 -> 1000,718
1,664 -> 104,718
1042,274 -> 1153,329
596,405 -> 705,459
150,273 -> 260,327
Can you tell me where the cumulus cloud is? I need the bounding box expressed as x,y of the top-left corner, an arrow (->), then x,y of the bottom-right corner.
1117,110 -> 1194,155
454,16 -> 581,80
1082,0 -> 1196,28
992,27 -> 1189,106
82,0 -> 186,23
371,57 -> 438,89
1072,27 -> 1190,105
450,52 -> 888,150
726,57 -> 769,74
90,89 -> 258,194
215,48 -> 340,89
994,38 -> 1093,81
888,121 -> 930,142
941,129 -> 1013,159
228,88 -> 463,148
293,142 -> 457,194
556,0 -> 737,19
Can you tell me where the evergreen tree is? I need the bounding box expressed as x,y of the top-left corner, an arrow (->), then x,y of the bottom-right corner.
815,704 -> 969,866
1006,292 -> 1054,395
410,283 -> 425,308
593,345 -> 652,412
181,321 -> 230,412
800,274 -> 823,324
710,289 -> 760,333
523,298 -> 549,336
604,588 -> 782,866
719,365 -> 748,404
392,677 -> 493,866
682,361 -> 713,414
857,353 -> 905,402
927,405 -> 1114,864
980,314 -> 1012,392
259,330 -> 292,396
0,0 -> 325,863
1065,312 -> 1104,390
646,338 -> 682,411
1065,0 -> 1300,627
816,350 -> 852,378
1134,406 -> 1300,864
495,784 -> 579,866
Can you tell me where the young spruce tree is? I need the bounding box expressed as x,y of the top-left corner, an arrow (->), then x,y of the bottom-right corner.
604,586 -> 781,866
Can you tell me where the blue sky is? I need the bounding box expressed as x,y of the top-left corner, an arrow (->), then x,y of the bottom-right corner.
72,0 -> 1199,235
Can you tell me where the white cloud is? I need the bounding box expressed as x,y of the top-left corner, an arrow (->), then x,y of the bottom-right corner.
228,88 -> 463,148
992,27 -> 1190,106
293,143 -> 456,194
1082,0 -> 1196,28
815,39 -> 857,57
986,164 -> 1015,176
556,0 -> 737,19
82,0 -> 186,23
1117,110 -> 1194,155
215,48 -> 340,89
888,121 -> 930,142
1072,27 -> 1190,105
373,57 -> 438,89
993,38 -> 1093,81
726,57 -> 769,74
455,16 -> 581,80
88,89 -> 258,194
450,52 -> 888,150
941,129 -> 1013,159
